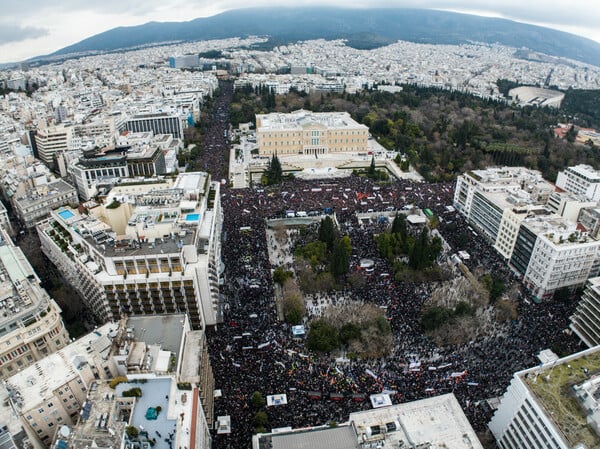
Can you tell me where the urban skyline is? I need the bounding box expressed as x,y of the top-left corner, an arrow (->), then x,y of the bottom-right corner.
1,1 -> 600,64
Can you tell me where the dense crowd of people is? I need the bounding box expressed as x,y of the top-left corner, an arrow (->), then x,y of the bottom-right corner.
200,81 -> 582,448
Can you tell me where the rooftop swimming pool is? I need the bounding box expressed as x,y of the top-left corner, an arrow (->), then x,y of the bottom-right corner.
185,213 -> 200,222
58,209 -> 75,220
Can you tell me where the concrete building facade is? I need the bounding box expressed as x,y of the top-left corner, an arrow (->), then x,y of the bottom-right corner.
125,113 -> 185,140
454,167 -> 599,299
556,164 -> 600,202
0,228 -> 69,381
34,126 -> 73,166
571,277 -> 600,347
256,109 -> 369,156
489,346 -> 600,449
37,172 -> 223,329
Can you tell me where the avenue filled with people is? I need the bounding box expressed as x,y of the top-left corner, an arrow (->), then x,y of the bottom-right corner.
200,81 -> 581,448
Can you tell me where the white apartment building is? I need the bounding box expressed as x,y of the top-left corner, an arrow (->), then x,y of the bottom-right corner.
0,228 -> 69,381
37,172 -> 223,329
34,125 -> 74,166
256,109 -> 369,156
0,199 -> 13,234
545,190 -> 597,223
489,346 -> 600,449
556,164 -> 600,202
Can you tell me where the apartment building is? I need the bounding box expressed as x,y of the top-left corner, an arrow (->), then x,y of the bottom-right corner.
12,178 -> 79,228
0,199 -> 13,235
37,172 -> 223,329
579,207 -> 600,240
5,314 -> 214,449
33,125 -> 73,166
545,190 -> 596,223
3,322 -> 115,447
0,228 -> 69,381
256,109 -> 369,156
489,346 -> 600,449
556,164 -> 600,201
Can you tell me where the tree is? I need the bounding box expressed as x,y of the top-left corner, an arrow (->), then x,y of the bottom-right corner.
339,322 -> 361,345
125,426 -> 139,439
250,391 -> 266,409
306,319 -> 339,352
565,125 -> 578,143
272,266 -> 292,285
422,306 -> 452,331
253,411 -> 269,428
368,155 -> 376,175
263,154 -> 283,185
282,292 -> 305,325
318,216 -> 335,250
331,236 -> 352,277
391,213 -> 407,241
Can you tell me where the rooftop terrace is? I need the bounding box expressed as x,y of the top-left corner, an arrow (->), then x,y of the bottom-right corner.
523,348 -> 600,448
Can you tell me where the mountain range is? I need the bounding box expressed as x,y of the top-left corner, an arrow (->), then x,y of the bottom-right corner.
42,7 -> 600,67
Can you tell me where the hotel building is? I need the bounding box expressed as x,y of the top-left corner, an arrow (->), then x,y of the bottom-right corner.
37,172 -> 223,329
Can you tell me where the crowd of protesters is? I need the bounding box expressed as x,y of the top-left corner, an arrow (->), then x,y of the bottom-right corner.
199,81 -> 581,449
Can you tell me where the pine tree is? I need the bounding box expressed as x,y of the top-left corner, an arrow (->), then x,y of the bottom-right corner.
264,154 -> 282,185
368,155 -> 376,175
318,216 -> 335,250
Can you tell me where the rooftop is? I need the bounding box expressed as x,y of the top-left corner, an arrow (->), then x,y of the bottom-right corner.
566,165 -> 600,182
4,322 -> 117,411
53,382 -> 129,449
350,393 -> 483,449
267,426 -> 358,449
257,394 -> 482,449
115,378 -> 180,449
0,231 -> 56,339
15,179 -> 76,208
46,173 -> 214,259
256,110 -> 367,131
522,346 -> 600,448
127,315 -> 185,356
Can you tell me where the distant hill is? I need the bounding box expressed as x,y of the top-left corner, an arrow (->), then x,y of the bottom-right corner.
42,7 -> 600,67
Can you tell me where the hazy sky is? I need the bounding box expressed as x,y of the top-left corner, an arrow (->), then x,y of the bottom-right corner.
1,0 -> 600,64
